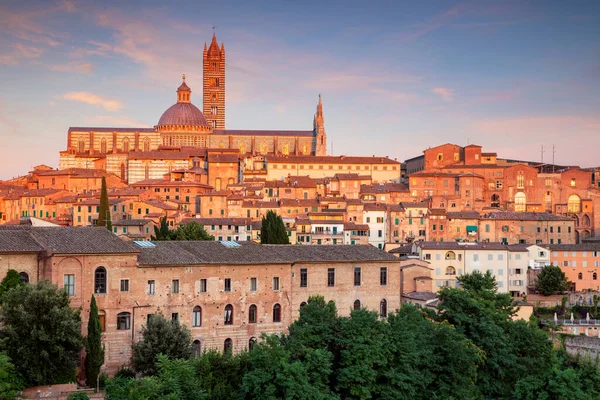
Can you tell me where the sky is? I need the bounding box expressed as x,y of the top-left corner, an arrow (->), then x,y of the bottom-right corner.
0,0 -> 599,179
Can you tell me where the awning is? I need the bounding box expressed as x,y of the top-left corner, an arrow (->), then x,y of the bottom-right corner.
466,225 -> 478,232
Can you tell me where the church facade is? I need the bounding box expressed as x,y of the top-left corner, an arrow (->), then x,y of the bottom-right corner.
59,33 -> 327,184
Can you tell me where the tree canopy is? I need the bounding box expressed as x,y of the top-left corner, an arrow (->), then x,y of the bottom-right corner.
132,312 -> 194,376
96,176 -> 112,231
0,270 -> 24,304
260,210 -> 290,244
536,265 -> 570,295
0,280 -> 82,386
152,217 -> 214,241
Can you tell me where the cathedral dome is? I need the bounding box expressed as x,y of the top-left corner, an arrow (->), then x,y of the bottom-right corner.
158,102 -> 208,127
157,75 -> 209,129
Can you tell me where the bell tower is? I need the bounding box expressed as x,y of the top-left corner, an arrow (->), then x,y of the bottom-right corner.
314,94 -> 327,156
203,32 -> 225,130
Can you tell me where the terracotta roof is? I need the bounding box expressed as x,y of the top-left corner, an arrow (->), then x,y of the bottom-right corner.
447,211 -> 480,219
402,292 -> 437,301
180,217 -> 251,226
400,202 -> 429,208
0,229 -> 45,252
335,173 -> 360,180
364,203 -> 387,211
389,244 -> 413,254
483,211 -> 574,221
418,242 -> 517,251
208,154 -> 239,163
68,127 -> 155,133
112,219 -> 153,226
213,129 -> 313,137
131,179 -> 212,188
128,151 -> 191,160
287,175 -> 317,188
547,243 -> 600,252
280,199 -> 319,207
267,155 -> 400,165
137,242 -> 399,266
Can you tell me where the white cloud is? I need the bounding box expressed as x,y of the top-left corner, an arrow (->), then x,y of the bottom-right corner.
63,92 -> 122,112
431,87 -> 455,102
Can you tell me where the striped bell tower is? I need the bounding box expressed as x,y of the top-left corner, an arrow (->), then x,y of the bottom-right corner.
203,32 -> 225,130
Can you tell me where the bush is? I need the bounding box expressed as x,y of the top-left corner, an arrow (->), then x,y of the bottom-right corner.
98,372 -> 109,389
114,365 -> 136,379
66,392 -> 90,400
0,353 -> 24,400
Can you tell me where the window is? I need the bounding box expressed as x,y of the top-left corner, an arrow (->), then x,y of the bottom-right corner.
193,340 -> 201,358
249,304 -> 257,323
192,306 -> 202,327
224,278 -> 232,292
64,274 -> 75,296
446,266 -> 456,275
488,254 -> 493,261
19,272 -> 29,284
94,267 -> 107,294
300,268 -> 308,288
568,194 -> 581,213
250,277 -> 257,292
199,279 -> 207,293
248,337 -> 257,351
120,279 -> 129,292
224,338 -> 232,353
327,268 -> 335,287
473,254 -> 479,262
300,302 -> 307,309
117,312 -> 131,330
171,313 -> 179,321
354,267 -> 361,286
517,172 -> 524,189
380,267 -> 387,286
594,273 -> 598,280
224,304 -> 234,325
578,273 -> 583,280
172,279 -> 180,294
498,254 -> 504,261
514,192 -> 526,212
273,277 -> 280,291
353,300 -> 362,311
273,303 -> 281,323
379,299 -> 387,318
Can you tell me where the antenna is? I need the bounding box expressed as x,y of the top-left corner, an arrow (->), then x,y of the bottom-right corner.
552,145 -> 556,173
331,141 -> 333,155
541,145 -> 544,163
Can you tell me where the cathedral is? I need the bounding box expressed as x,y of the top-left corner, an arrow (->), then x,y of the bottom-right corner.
59,33 -> 327,184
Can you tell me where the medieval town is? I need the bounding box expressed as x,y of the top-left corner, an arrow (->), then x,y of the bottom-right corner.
1,1 -> 600,398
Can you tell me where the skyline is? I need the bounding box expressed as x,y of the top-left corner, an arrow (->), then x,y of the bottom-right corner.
1,0 -> 600,179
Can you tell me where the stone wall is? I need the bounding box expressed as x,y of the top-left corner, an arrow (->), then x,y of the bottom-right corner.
565,335 -> 600,363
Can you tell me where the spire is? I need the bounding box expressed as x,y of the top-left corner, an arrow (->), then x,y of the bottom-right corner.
317,94 -> 323,117
177,74 -> 191,103
207,30 -> 221,57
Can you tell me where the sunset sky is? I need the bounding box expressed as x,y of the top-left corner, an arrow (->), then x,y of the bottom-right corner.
1,0 -> 599,179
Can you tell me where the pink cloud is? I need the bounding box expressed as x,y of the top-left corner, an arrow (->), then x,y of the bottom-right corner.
83,115 -> 151,127
397,2 -> 467,42
50,61 -> 94,74
62,92 -> 122,112
431,87 -> 454,102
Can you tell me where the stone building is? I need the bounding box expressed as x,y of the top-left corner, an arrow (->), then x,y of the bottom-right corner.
0,226 -> 400,373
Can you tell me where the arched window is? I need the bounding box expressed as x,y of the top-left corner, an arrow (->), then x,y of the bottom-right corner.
122,137 -> 130,153
578,273 -> 583,280
192,306 -> 202,327
249,337 -> 257,351
248,304 -> 257,324
273,303 -> 281,323
193,340 -> 201,358
594,273 -> 598,281
568,194 -> 581,214
100,138 -> 107,153
94,267 -> 107,294
78,139 -> 85,153
514,192 -> 526,212
143,137 -> 150,152
583,215 -> 591,227
215,178 -> 221,191
19,272 -> 29,284
379,299 -> 387,318
545,192 -> 553,212
224,304 -> 233,325
224,338 -> 232,353
120,163 -> 126,180
117,312 -> 131,330
445,251 -> 456,260
446,266 -> 456,275
517,172 -> 524,189
300,302 -> 307,310
353,299 -> 361,311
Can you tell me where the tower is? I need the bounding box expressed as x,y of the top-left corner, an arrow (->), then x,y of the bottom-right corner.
203,32 -> 225,130
314,94 -> 327,156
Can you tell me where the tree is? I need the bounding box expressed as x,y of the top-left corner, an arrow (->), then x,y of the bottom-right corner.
0,270 -> 24,304
152,215 -> 174,241
0,353 -> 24,400
85,295 -> 104,387
458,270 -> 498,292
260,210 -> 289,244
194,350 -> 251,400
0,280 -> 82,386
174,221 -> 214,241
96,177 -> 112,231
536,265 -> 570,295
132,313 -> 194,376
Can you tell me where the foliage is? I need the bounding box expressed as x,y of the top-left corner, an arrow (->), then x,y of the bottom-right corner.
132,313 -> 194,376
96,177 -> 112,231
105,355 -> 207,400
84,295 -> 104,387
536,265 -> 570,296
114,365 -> 136,379
0,353 -> 24,400
260,210 -> 290,244
152,218 -> 214,241
66,392 -> 90,400
194,350 -> 251,400
0,280 -> 82,386
458,269 -> 497,292
0,270 -> 24,304
98,372 -> 109,389
173,221 -> 214,241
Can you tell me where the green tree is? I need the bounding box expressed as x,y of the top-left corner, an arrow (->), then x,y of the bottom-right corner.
152,215 -> 174,240
96,177 -> 112,231
194,350 -> 251,400
536,265 -> 570,295
260,210 -> 290,244
0,353 -> 24,400
84,295 -> 104,387
0,280 -> 82,386
0,270 -> 24,304
458,270 -> 498,292
132,313 -> 194,376
66,392 -> 90,400
174,221 -> 214,241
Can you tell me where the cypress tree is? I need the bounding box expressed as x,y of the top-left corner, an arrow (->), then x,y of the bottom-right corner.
260,210 -> 290,244
97,177 -> 112,231
85,295 -> 104,387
